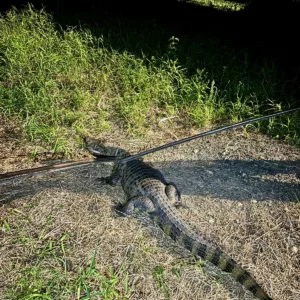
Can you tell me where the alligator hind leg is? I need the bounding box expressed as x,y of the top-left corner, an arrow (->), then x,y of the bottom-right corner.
165,182 -> 182,207
122,196 -> 155,215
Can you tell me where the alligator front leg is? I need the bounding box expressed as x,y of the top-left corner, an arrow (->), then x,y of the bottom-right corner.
97,165 -> 121,185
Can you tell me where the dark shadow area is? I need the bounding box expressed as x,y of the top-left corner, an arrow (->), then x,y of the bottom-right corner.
159,159 -> 300,202
0,163 -> 116,204
1,159 -> 299,204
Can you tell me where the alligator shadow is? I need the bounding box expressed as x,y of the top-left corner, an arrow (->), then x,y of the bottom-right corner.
1,159 -> 299,204
158,159 -> 300,202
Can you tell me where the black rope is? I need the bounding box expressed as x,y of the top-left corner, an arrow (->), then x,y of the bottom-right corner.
120,107 -> 300,162
0,156 -> 116,182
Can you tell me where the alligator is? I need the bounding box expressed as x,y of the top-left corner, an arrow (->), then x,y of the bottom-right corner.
84,137 -> 272,300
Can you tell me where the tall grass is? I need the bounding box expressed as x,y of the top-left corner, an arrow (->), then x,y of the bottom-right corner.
0,5 -> 298,153
188,0 -> 247,11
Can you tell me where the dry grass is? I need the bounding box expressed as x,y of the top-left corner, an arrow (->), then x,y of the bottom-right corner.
1,122 -> 300,300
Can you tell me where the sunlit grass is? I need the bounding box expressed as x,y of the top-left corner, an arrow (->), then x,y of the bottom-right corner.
0,4 -> 298,154
188,0 -> 247,11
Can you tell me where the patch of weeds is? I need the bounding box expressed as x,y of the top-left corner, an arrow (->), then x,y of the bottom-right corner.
5,226 -> 130,300
258,102 -> 300,146
0,5 -> 112,153
57,203 -> 64,209
1,219 -> 11,231
171,267 -> 181,278
153,266 -> 170,299
11,208 -> 31,223
6,236 -> 70,299
76,251 -> 123,300
195,259 -> 205,273
29,146 -> 39,159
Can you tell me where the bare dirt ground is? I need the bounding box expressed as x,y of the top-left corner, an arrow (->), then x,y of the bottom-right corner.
1,121 -> 300,300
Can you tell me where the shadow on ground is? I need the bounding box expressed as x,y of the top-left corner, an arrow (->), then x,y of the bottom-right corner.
1,158 -> 299,204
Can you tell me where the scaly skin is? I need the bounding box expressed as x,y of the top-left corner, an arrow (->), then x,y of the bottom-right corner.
84,137 -> 271,300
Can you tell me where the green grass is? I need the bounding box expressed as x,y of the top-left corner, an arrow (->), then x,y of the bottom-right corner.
1,215 -> 130,300
188,0 -> 247,11
7,248 -> 128,299
153,266 -> 170,299
0,4 -> 299,154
